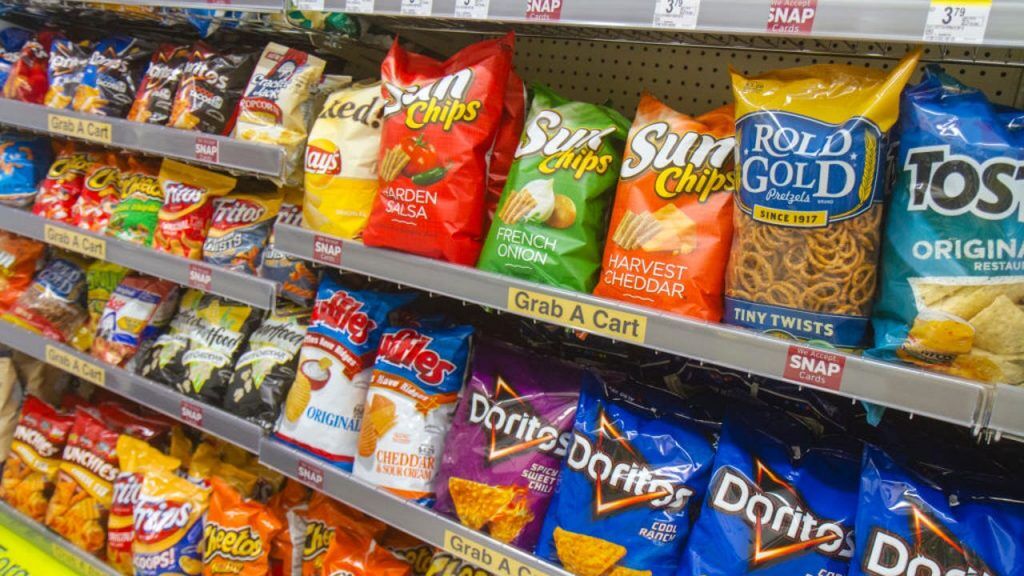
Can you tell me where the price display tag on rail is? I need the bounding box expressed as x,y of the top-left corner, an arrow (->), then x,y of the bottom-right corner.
442,531 -> 549,576
454,0 -> 489,18
44,224 -> 106,259
293,0 -> 326,9
194,136 -> 219,163
507,288 -> 647,344
46,114 -> 112,144
45,345 -> 105,387
653,0 -> 701,30
401,0 -> 432,15
296,458 -> 324,490
766,0 -> 817,34
526,0 -> 561,20
312,234 -> 343,266
345,0 -> 374,12
180,400 -> 204,427
924,0 -> 991,44
188,263 -> 213,292
783,345 -> 845,391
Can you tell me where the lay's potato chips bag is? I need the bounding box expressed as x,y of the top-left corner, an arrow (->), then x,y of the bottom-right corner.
203,477 -> 283,576
595,94 -> 735,321
134,467 -> 209,576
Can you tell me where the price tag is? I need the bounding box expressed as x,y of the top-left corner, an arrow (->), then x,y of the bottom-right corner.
345,0 -> 374,12
442,531 -> 549,576
653,0 -> 700,30
179,401 -> 204,427
526,0 -> 561,20
507,288 -> 647,344
293,0 -> 325,8
924,0 -> 991,44
767,0 -> 817,34
188,264 -> 213,291
194,136 -> 219,163
45,346 -> 105,387
400,0 -> 432,15
312,235 -> 343,266
454,0 -> 489,19
44,224 -> 106,259
296,459 -> 324,489
47,114 -> 112,144
783,345 -> 845,391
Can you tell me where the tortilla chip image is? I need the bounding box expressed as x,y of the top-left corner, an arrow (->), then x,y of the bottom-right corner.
448,478 -> 517,531
932,284 -> 1024,320
972,349 -> 1024,384
552,526 -> 626,576
971,295 -> 1024,355
911,282 -> 965,308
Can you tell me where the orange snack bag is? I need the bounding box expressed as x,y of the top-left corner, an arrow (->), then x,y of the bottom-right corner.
321,529 -> 411,576
594,94 -> 736,321
0,396 -> 74,521
381,529 -> 433,576
268,479 -> 309,576
203,477 -> 283,576
0,232 -> 45,313
299,493 -> 386,576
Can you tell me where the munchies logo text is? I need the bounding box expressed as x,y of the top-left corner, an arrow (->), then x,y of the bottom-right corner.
384,69 -> 480,131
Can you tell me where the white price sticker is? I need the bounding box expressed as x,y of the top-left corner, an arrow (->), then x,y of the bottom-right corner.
401,0 -> 432,15
653,0 -> 701,30
346,0 -> 374,13
924,0 -> 991,44
293,0 -> 325,9
454,0 -> 489,19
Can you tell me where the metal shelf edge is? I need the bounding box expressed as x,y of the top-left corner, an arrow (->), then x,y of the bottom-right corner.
258,438 -> 573,576
0,500 -> 119,576
988,384 -> 1024,442
0,205 -> 279,311
274,224 -> 989,428
0,321 -> 264,454
77,0 -> 285,11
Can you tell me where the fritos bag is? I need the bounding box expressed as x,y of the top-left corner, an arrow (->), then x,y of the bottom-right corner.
133,468 -> 209,576
321,530 -> 412,576
235,42 -> 325,185
128,43 -> 189,125
108,155 -> 162,246
44,36 -> 90,109
108,436 -> 181,576
594,95 -> 736,321
168,42 -> 256,135
45,408 -> 120,557
869,68 -> 1024,385
73,36 -> 151,118
72,152 -> 123,232
303,79 -> 384,238
362,34 -> 514,265
203,189 -> 283,274
261,187 -> 318,305
33,143 -> 100,223
0,232 -> 45,312
203,477 -> 283,576
0,396 -> 74,521
153,159 -> 237,259
725,52 -> 919,349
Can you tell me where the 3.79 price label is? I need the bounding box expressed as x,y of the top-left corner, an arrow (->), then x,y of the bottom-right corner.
924,0 -> 991,43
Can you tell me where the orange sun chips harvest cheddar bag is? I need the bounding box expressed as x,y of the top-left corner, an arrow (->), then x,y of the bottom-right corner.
362,34 -> 514,265
108,436 -> 182,575
203,476 -> 283,576
594,95 -> 736,321
0,396 -> 74,522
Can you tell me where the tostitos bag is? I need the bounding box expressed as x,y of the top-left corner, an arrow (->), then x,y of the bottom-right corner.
725,53 -> 919,349
595,94 -> 736,321
869,67 -> 1024,385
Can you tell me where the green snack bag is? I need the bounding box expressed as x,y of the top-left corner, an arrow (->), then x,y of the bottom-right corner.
478,85 -> 629,292
108,156 -> 162,246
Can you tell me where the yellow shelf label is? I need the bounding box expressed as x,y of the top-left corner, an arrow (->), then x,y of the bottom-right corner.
0,521 -> 85,576
752,205 -> 827,228
442,530 -> 549,576
45,345 -> 105,387
44,224 -> 106,259
507,288 -> 647,344
47,113 -> 112,144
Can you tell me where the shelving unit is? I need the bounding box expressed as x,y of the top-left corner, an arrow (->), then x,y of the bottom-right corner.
0,501 -> 118,576
0,205 -> 279,311
79,0 -> 285,9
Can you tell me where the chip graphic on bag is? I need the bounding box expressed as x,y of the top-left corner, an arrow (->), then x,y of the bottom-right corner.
73,36 -> 151,117
72,152 -> 123,233
44,36 -> 90,110
298,492 -> 387,576
276,276 -> 416,471
0,132 -> 51,207
434,339 -> 583,549
128,43 -> 188,125
133,467 -> 209,576
33,143 -> 100,223
153,159 -> 237,260
169,42 -> 256,135
202,189 -> 283,274
0,396 -> 74,522
0,232 -> 45,312
537,375 -> 717,576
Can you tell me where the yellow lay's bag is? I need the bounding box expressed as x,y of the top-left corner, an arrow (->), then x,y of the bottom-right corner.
304,80 -> 384,239
134,467 -> 210,576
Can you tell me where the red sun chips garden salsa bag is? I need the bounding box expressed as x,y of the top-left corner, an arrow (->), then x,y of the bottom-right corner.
362,34 -> 514,266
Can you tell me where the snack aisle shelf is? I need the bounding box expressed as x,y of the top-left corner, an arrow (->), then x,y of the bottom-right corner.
0,320 -> 265,454
0,99 -> 286,179
988,385 -> 1024,442
322,0 -> 1024,47
0,204 -> 279,311
258,439 -> 574,576
274,223 -> 989,429
77,0 -> 284,10
0,500 -> 119,576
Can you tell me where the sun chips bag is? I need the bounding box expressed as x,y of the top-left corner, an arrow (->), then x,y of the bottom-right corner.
304,79 -> 384,238
153,159 -> 237,259
725,52 -> 919,349
362,34 -> 514,265
0,396 -> 74,521
478,85 -> 630,292
869,67 -> 1024,384
537,375 -> 717,576
203,476 -> 283,576
276,275 -> 416,470
134,467 -> 209,576
434,339 -> 584,550
595,95 -> 736,321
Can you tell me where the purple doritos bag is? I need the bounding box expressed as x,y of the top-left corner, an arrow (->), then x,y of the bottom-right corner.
434,339 -> 584,550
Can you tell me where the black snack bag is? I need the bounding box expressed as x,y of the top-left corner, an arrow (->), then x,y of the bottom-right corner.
222,304 -> 309,430
44,37 -> 91,110
167,42 -> 257,135
259,188 -> 319,305
73,36 -> 151,118
128,43 -> 189,125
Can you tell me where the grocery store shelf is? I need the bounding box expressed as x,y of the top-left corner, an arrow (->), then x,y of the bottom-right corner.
77,0 -> 284,10
259,439 -> 572,576
0,205 -> 278,311
0,99 -> 285,179
988,385 -> 1024,443
0,500 -> 118,576
336,0 -> 1024,48
274,224 -> 989,428
0,320 -> 264,454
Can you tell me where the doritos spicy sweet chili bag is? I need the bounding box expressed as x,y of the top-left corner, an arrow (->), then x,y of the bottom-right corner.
849,445 -> 1024,576
133,467 -> 209,576
0,395 -> 74,522
276,276 -> 416,470
153,159 -> 237,259
537,375 -> 717,576
362,34 -> 514,265
433,339 -> 584,550
725,53 -> 919,349
869,67 -> 1024,385
352,322 -> 473,504
595,95 -> 736,321
676,411 -> 859,576
478,85 -> 630,293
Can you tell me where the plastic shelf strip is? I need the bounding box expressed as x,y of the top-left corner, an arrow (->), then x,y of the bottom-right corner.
988,384 -> 1024,442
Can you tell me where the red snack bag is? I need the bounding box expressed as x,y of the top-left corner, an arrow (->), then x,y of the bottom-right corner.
362,34 -> 514,265
485,70 -> 526,223
0,396 -> 75,522
33,142 -> 100,223
72,152 -> 123,232
2,31 -> 54,104
152,159 -> 237,259
98,401 -> 171,443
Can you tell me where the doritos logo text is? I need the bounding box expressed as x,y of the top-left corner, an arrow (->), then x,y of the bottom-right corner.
383,69 -> 481,131
313,290 -> 375,345
377,328 -> 455,386
516,110 -> 617,180
202,524 -> 264,563
468,376 -> 571,462
620,122 -> 736,201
